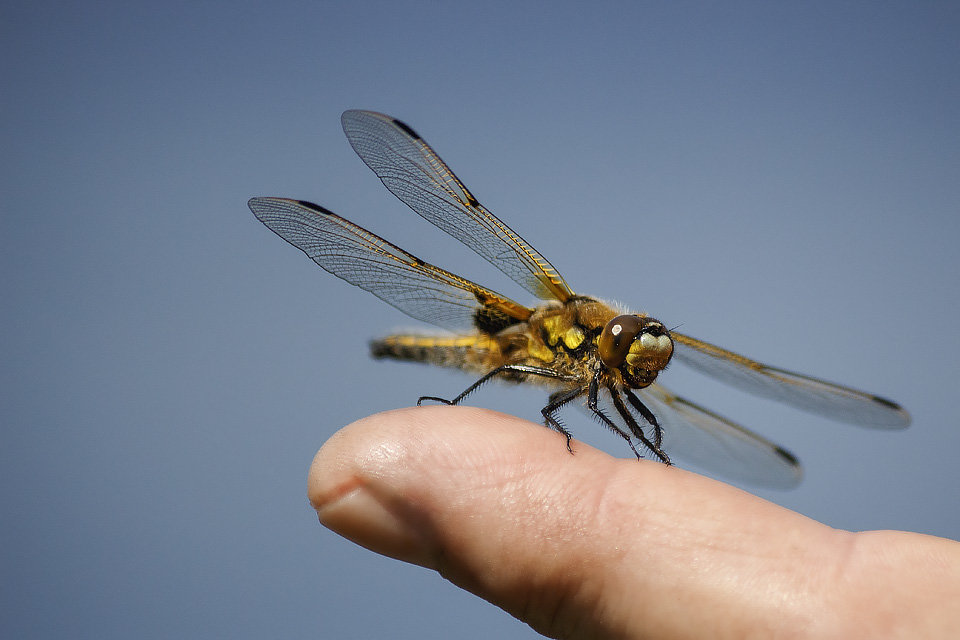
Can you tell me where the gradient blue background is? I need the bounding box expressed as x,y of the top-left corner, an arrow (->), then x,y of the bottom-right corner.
3,2 -> 958,638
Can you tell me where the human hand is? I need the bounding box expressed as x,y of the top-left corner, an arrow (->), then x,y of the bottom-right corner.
308,406 -> 959,639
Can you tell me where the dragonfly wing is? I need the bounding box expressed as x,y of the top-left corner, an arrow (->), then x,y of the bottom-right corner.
636,384 -> 804,489
341,110 -> 575,302
566,385 -> 802,488
671,332 -> 910,429
249,197 -> 533,332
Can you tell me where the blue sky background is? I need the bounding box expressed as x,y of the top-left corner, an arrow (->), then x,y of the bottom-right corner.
2,2 -> 958,638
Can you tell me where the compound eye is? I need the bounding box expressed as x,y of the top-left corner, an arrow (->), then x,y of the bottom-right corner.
598,315 -> 642,367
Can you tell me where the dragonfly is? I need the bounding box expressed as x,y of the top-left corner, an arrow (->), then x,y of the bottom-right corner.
249,110 -> 910,489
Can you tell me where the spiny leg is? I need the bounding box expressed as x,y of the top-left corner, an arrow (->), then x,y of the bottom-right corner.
418,364 -> 580,406
586,374 -> 642,459
623,387 -> 665,452
541,386 -> 587,453
610,385 -> 671,465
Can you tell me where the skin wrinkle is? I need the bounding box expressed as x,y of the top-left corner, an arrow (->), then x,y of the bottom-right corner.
415,425 -> 572,610
430,434 -> 618,639
436,494 -> 559,632
770,531 -> 846,635
590,463 -> 828,638
723,523 -> 834,636
675,526 -> 798,636
529,545 -> 621,640
599,466 -> 694,638
827,531 -> 924,638
526,460 -> 651,639
500,477 -> 601,633
520,571 -> 574,639
536,473 -> 623,639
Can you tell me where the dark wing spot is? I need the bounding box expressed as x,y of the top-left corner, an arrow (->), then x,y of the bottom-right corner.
392,118 -> 422,140
295,200 -> 325,212
871,395 -> 901,410
774,446 -> 800,466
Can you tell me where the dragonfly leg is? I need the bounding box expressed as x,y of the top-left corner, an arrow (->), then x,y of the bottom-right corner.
622,387 -> 665,451
417,365 -> 579,406
586,375 -> 643,459
611,386 -> 671,465
541,386 -> 587,453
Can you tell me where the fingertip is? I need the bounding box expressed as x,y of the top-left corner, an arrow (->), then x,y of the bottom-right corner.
310,407 -> 588,570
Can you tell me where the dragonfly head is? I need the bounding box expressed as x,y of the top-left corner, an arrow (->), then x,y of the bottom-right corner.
598,314 -> 674,388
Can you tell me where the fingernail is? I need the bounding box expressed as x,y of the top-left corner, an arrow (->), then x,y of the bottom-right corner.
317,486 -> 437,569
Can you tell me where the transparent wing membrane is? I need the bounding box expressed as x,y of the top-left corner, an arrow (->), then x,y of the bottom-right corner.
637,385 -> 803,489
249,197 -> 532,332
341,110 -> 575,302
672,333 -> 910,429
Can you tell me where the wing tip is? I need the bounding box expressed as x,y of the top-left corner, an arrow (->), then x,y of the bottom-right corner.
341,108 -> 422,141
871,396 -> 912,429
764,447 -> 804,490
340,108 -> 371,123
248,196 -> 276,221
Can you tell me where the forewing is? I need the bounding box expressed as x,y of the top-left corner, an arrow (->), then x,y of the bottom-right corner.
635,384 -> 803,489
249,197 -> 533,332
671,333 -> 910,429
341,110 -> 575,302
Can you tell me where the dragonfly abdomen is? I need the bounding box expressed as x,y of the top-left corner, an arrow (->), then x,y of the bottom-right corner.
370,334 -> 503,372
